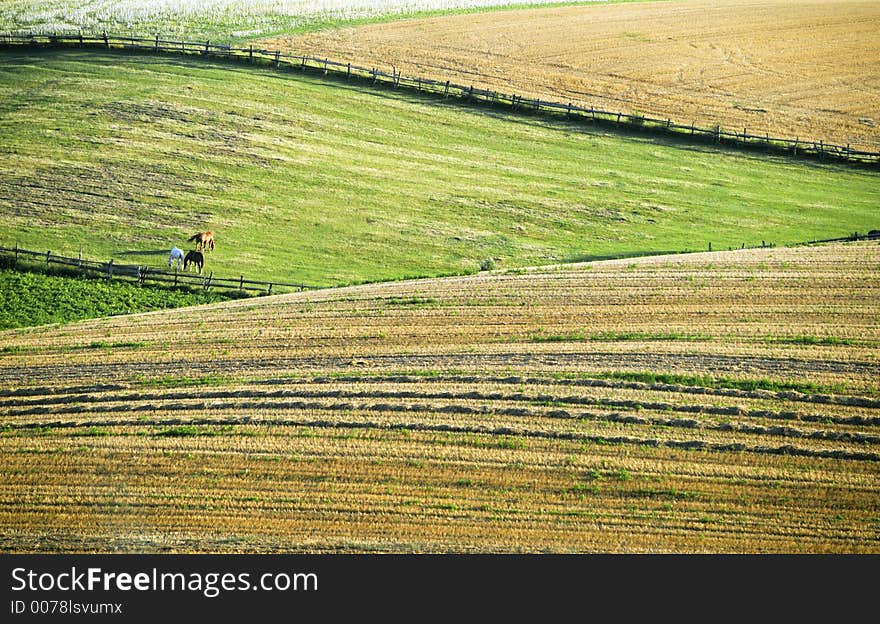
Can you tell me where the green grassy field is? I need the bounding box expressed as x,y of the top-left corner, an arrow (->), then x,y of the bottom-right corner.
1,48 -> 877,287
0,267 -> 239,329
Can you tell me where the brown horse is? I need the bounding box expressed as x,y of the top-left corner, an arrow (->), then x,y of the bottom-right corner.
188,231 -> 215,252
183,250 -> 204,274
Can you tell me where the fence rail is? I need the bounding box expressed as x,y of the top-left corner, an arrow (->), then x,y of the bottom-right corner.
3,230 -> 878,298
0,245 -> 320,295
1,32 -> 878,166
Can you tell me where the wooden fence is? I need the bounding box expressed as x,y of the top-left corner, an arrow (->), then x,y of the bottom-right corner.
1,32 -> 878,167
0,245 -> 320,295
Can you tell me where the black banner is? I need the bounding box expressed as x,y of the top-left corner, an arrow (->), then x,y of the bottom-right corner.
0,554 -> 874,621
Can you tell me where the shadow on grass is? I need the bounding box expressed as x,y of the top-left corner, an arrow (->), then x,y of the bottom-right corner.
116,249 -> 170,257
563,250 -> 685,263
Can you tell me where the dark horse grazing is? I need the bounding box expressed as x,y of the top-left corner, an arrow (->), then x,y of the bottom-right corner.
188,231 -> 215,252
184,250 -> 204,274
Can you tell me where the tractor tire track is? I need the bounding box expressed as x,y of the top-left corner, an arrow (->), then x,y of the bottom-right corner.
1,350 -> 876,385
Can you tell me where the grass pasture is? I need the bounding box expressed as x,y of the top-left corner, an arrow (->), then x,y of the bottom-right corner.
1,241 -> 878,553
1,48 -> 878,288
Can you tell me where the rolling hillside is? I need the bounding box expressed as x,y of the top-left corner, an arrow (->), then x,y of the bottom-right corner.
1,241 -> 878,553
0,1 -> 877,557
1,48 -> 877,288
268,0 -> 880,151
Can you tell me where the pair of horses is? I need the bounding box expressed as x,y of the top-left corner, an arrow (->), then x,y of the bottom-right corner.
168,247 -> 204,273
168,231 -> 215,274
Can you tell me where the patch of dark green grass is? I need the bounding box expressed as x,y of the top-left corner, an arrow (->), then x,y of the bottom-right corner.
0,267 -> 241,329
72,426 -> 110,437
83,341 -> 147,350
627,488 -> 701,501
764,334 -> 859,346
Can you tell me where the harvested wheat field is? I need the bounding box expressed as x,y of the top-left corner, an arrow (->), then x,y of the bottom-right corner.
264,0 -> 880,151
1,241 -> 879,553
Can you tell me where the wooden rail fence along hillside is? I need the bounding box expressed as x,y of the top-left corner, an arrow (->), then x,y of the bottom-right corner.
1,32 -> 878,167
0,245 -> 319,295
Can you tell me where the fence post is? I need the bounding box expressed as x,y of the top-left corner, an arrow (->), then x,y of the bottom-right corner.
78,247 -> 83,269
324,58 -> 328,75
107,259 -> 114,279
444,80 -> 449,97
347,62 -> 351,79
13,243 -> 18,266
267,283 -> 273,295
204,40 -> 210,54
249,44 -> 253,63
275,50 -> 280,68
239,275 -> 244,293
45,250 -> 50,267
103,31 -> 109,48
79,32 -> 83,47
155,34 -> 159,51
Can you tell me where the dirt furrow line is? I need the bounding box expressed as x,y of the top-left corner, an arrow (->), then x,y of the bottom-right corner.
2,387 -> 878,426
5,396 -> 878,447
3,416 -> 876,462
2,350 -> 876,386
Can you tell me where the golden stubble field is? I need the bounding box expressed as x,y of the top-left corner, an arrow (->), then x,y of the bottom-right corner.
263,0 -> 880,151
1,242 -> 878,553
